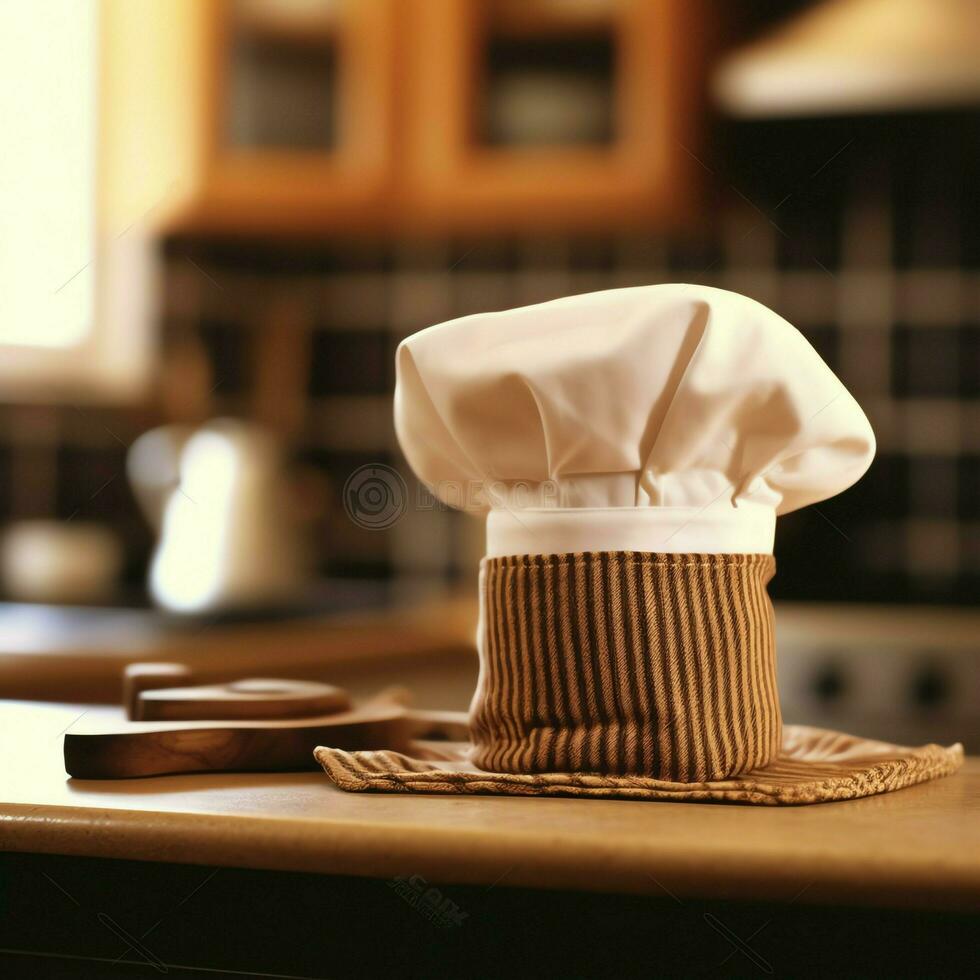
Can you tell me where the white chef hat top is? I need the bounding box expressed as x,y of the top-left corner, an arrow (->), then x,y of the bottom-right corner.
395,284 -> 875,557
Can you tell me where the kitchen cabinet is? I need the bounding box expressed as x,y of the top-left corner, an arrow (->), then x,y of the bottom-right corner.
401,0 -> 706,232
147,0 -> 707,235
170,0 -> 399,234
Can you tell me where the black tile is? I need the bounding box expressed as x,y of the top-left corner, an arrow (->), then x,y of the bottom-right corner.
55,446 -> 134,524
906,194 -> 961,267
299,448 -> 399,511
200,319 -> 251,396
771,506 -> 864,602
962,523 -> 980,574
890,111 -> 976,268
165,238 -> 391,277
308,330 -> 391,397
0,445 -> 10,519
774,455 -> 973,605
447,238 -> 520,273
774,200 -> 843,273
324,555 -> 395,580
907,456 -> 957,518
664,235 -> 723,274
957,456 -> 980,521
961,325 -> 980,398
567,237 -> 616,271
842,454 -> 909,521
301,448 -> 402,580
891,325 -> 962,398
797,324 -> 838,373
954,572 -> 980,604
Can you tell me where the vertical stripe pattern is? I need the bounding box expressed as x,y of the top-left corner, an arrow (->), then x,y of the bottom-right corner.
470,552 -> 781,782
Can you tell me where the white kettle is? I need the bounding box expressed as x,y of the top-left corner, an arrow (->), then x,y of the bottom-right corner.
128,419 -> 306,614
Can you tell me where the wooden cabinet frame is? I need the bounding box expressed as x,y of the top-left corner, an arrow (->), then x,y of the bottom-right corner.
178,0 -> 399,234
160,0 -> 705,236
400,0 -> 705,233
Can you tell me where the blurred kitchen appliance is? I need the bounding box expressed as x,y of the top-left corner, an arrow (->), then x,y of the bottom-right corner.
0,520 -> 123,604
776,603 -> 980,753
128,419 -> 307,614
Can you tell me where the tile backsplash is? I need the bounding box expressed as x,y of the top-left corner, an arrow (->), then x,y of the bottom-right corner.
1,111 -> 977,606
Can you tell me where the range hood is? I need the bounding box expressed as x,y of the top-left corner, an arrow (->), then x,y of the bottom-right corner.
714,0 -> 980,116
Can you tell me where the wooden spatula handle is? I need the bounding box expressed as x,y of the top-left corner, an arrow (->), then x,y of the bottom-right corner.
124,663 -> 192,720
123,663 -> 353,722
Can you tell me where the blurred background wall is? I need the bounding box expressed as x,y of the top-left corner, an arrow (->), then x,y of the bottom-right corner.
0,0 -> 978,607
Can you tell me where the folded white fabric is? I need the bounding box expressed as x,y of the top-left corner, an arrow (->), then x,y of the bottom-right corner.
395,284 -> 875,555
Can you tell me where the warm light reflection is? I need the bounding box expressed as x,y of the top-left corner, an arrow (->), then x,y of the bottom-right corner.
0,1 -> 97,348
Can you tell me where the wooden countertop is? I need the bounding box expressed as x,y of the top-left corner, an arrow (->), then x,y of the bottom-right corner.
0,594 -> 480,702
2,700 -> 978,912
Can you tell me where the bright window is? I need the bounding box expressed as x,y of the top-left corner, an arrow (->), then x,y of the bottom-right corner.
0,0 -> 98,350
0,0 -> 157,402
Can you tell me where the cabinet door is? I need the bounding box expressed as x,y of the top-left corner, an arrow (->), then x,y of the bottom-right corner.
177,0 -> 399,234
401,0 -> 706,234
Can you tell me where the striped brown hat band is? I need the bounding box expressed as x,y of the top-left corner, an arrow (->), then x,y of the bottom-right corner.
471,552 -> 782,783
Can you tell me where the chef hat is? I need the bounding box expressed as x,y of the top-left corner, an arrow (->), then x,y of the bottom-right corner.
317,285 -> 961,805
394,284 -> 875,557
